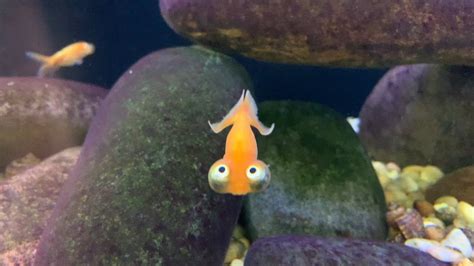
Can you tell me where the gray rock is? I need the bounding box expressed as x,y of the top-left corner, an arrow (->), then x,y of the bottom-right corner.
0,147 -> 81,264
244,235 -> 448,266
0,77 -> 107,170
359,65 -> 474,172
35,46 -> 248,265
243,101 -> 387,241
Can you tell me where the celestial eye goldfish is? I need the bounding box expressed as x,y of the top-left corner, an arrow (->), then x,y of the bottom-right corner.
208,90 -> 275,195
26,41 -> 95,77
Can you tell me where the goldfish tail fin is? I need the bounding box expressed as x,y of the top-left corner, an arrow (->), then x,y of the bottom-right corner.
244,90 -> 274,136
37,65 -> 58,78
26,51 -> 55,77
25,51 -> 50,64
208,90 -> 246,133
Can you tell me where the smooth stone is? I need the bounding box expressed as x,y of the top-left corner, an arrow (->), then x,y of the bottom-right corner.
34,46 -> 247,265
359,65 -> 474,172
426,166 -> 474,205
243,101 -> 387,241
4,153 -> 41,178
244,235 -> 448,266
0,241 -> 38,266
0,77 -> 107,170
0,147 -> 81,264
160,0 -> 474,67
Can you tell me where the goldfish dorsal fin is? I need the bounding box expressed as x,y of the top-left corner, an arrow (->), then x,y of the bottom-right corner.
208,90 -> 246,133
244,90 -> 275,136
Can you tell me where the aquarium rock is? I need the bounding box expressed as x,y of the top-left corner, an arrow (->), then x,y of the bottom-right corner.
0,147 -> 81,263
34,46 -> 247,265
160,0 -> 474,67
426,166 -> 474,206
0,77 -> 107,171
242,101 -> 387,241
0,1 -> 53,77
244,235 -> 448,266
4,153 -> 41,178
359,65 -> 474,172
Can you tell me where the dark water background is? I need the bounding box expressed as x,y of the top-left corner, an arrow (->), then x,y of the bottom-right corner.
3,0 -> 388,116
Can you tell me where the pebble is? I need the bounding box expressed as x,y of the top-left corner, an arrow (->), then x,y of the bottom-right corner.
414,200 -> 435,217
374,161 -> 445,209
457,202 -> 474,225
224,240 -> 246,263
435,196 -> 459,208
377,162 -> 473,264
425,226 -> 446,241
230,259 -> 244,266
225,225 -> 251,264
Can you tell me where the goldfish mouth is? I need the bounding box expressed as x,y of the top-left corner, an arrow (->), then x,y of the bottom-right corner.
87,43 -> 96,53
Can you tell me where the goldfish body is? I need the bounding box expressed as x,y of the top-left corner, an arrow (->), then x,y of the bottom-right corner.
208,90 -> 275,195
26,41 -> 95,77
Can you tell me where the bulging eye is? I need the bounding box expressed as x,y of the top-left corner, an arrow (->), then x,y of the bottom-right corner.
246,165 -> 266,182
208,162 -> 230,194
246,161 -> 271,192
210,164 -> 229,181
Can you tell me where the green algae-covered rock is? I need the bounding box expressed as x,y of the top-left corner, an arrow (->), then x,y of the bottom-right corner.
244,236 -> 447,266
0,77 -> 107,171
359,65 -> 474,172
160,0 -> 474,67
243,102 -> 387,241
34,46 -> 247,265
0,147 -> 80,265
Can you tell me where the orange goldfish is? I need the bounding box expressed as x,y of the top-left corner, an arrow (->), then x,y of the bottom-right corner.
208,90 -> 275,195
26,41 -> 95,77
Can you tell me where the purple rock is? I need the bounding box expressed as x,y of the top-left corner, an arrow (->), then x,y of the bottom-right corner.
0,77 -> 107,170
0,147 -> 81,265
160,0 -> 474,67
359,65 -> 474,172
245,235 -> 448,266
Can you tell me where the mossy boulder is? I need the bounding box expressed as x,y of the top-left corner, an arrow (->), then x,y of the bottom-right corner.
0,77 -> 107,171
34,46 -> 247,265
243,102 -> 387,241
359,65 -> 474,172
244,236 -> 447,265
160,0 -> 474,67
0,147 -> 81,265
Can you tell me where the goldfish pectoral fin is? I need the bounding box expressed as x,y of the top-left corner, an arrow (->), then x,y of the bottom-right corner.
208,118 -> 233,133
25,51 -> 50,64
208,90 -> 246,133
253,121 -> 275,136
74,59 -> 83,65
37,65 -> 58,78
244,90 -> 275,136
208,120 -> 222,133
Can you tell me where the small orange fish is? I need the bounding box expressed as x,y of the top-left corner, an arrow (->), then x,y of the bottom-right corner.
208,90 -> 275,195
26,41 -> 95,77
